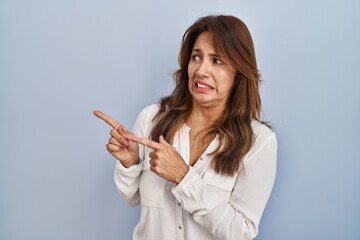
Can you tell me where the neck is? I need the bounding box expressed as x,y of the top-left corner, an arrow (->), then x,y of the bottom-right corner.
187,102 -> 225,130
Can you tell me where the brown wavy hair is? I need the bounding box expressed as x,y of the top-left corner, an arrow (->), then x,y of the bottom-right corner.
150,15 -> 266,176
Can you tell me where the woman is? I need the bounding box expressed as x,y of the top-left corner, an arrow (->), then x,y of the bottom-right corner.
94,15 -> 277,240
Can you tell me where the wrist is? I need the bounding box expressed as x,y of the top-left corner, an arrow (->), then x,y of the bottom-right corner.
175,165 -> 189,184
121,157 -> 139,168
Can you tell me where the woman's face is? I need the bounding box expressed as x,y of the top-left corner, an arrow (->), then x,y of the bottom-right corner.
188,32 -> 235,110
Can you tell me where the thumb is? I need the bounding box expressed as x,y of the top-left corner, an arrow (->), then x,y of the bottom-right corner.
159,135 -> 172,147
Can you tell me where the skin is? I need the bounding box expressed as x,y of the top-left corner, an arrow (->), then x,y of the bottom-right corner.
94,32 -> 236,184
186,32 -> 236,164
93,110 -> 140,168
93,110 -> 189,184
188,32 -> 235,119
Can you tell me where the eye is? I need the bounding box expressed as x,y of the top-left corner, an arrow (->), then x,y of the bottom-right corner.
213,58 -> 223,65
191,55 -> 201,62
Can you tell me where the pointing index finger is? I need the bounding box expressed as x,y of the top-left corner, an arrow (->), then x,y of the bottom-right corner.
93,110 -> 121,129
135,137 -> 162,150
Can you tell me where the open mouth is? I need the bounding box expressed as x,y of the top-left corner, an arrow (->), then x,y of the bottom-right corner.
195,81 -> 214,89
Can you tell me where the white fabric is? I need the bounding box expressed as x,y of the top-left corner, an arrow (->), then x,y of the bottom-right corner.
114,104 -> 277,240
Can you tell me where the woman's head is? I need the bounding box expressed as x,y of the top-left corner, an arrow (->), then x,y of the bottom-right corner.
174,15 -> 261,119
152,15 -> 265,175
187,31 -> 236,111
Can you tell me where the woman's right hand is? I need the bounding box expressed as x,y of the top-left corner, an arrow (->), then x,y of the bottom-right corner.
93,110 -> 139,168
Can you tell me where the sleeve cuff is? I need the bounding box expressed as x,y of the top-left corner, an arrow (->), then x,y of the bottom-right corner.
171,167 -> 203,211
115,161 -> 143,177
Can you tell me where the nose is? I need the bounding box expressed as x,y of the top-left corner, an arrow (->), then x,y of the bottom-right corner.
195,59 -> 210,78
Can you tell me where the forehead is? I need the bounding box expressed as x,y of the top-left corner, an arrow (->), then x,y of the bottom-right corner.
193,32 -> 215,51
192,32 -> 236,72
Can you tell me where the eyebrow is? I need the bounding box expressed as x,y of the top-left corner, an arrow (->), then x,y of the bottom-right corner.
192,48 -> 220,58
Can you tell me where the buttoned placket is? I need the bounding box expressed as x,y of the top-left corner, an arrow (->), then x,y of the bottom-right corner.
174,125 -> 218,240
175,125 -> 191,240
176,200 -> 184,240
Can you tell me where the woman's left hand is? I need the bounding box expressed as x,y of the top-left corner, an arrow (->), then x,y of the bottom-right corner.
134,135 -> 189,184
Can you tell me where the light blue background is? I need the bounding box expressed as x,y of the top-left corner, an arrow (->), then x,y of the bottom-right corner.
1,0 -> 359,239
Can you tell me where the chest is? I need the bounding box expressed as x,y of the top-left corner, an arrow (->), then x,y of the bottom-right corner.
188,130 -> 214,166
138,126 -> 239,207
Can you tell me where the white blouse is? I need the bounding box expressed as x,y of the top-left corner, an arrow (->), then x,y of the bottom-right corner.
114,104 -> 277,240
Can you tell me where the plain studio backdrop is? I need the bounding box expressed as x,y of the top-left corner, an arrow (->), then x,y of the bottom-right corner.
1,0 -> 359,239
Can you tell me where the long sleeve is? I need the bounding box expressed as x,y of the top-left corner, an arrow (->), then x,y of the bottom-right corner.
172,131 -> 277,240
113,105 -> 158,207
114,161 -> 142,207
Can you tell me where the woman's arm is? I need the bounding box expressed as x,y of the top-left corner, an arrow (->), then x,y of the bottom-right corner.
113,104 -> 158,207
172,132 -> 277,240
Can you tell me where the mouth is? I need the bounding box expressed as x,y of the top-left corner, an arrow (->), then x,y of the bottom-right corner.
195,80 -> 214,89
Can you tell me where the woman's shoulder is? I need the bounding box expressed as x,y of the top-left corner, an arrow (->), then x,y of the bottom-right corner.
240,120 -> 277,165
132,104 -> 159,136
138,103 -> 160,117
251,119 -> 276,145
134,103 -> 160,125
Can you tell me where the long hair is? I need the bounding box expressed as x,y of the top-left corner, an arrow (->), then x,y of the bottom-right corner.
150,15 -> 265,176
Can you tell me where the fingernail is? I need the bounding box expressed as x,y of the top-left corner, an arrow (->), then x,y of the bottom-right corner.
130,137 -> 138,142
122,140 -> 129,147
